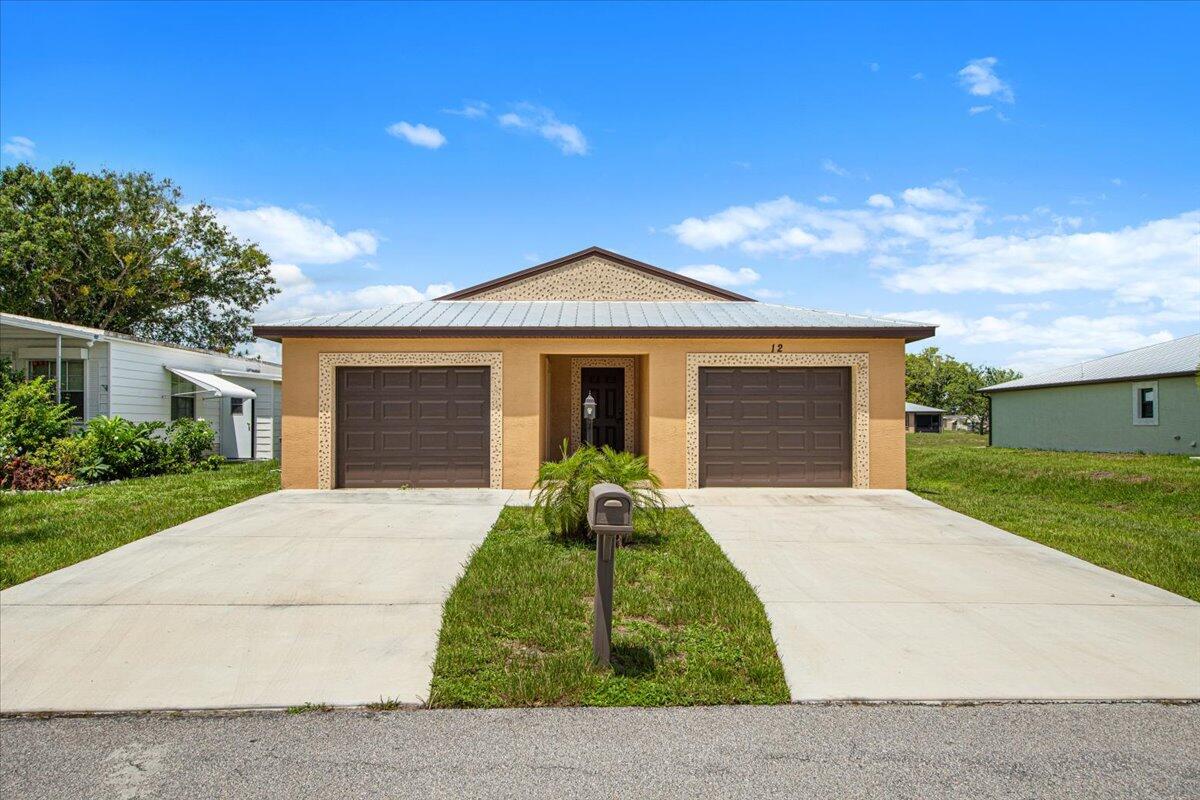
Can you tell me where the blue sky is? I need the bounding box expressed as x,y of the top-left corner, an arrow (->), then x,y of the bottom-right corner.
2,1 -> 1197,371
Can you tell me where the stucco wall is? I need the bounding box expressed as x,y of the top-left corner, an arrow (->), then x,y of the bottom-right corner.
990,376 -> 1200,455
280,336 -> 908,490
464,256 -> 726,301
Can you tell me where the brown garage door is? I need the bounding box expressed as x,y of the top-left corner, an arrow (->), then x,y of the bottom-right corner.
336,366 -> 490,488
698,367 -> 851,487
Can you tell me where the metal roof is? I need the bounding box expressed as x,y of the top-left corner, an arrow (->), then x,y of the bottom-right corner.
1,312 -> 281,368
905,402 -> 945,413
980,333 -> 1200,393
255,301 -> 934,340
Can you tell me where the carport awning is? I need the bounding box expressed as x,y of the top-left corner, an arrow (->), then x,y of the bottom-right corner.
165,367 -> 256,399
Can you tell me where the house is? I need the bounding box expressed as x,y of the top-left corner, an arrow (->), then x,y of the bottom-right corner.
980,334 -> 1200,455
253,247 -> 935,490
1,313 -> 282,460
940,414 -> 976,432
904,402 -> 944,433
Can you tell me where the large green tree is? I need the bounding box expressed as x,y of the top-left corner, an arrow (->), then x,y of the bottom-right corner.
0,164 -> 276,351
906,347 -> 1022,428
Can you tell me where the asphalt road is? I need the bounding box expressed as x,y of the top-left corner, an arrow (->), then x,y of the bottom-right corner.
3,704 -> 1197,799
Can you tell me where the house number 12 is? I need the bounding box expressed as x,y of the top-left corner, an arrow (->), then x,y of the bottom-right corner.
770,343 -> 784,353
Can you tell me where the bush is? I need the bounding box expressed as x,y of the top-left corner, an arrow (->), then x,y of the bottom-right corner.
0,456 -> 58,491
165,417 -> 217,465
31,435 -> 108,484
0,377 -> 75,455
532,440 -> 667,540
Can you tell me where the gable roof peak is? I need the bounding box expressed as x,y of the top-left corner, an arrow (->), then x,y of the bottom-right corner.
436,246 -> 755,302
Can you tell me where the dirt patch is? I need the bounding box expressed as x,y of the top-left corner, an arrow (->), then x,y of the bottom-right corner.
1088,471 -> 1152,484
501,640 -> 549,662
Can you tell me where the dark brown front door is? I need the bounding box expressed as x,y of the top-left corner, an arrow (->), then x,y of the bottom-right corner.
580,367 -> 624,450
336,366 -> 489,488
698,367 -> 852,487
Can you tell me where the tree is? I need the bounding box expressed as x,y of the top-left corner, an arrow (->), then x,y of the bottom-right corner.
0,164 -> 276,351
906,347 -> 1022,432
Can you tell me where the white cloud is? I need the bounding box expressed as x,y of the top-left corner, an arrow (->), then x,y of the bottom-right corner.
821,158 -> 850,177
386,121 -> 446,149
882,308 -> 1178,373
817,195 -> 838,204
498,104 -> 588,155
752,288 -> 785,299
255,264 -> 454,323
911,72 -> 925,80
1111,178 -> 1123,186
442,102 -> 489,119
901,186 -> 977,212
958,57 -> 1014,103
1,135 -> 35,160
215,206 -> 378,264
968,105 -> 993,116
866,194 -> 894,209
668,188 -> 1199,325
883,211 -> 1200,321
676,264 -> 761,287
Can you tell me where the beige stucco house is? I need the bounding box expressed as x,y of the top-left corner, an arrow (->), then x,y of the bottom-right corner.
254,247 -> 934,490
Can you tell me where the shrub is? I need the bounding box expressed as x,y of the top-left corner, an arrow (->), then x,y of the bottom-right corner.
532,440 -> 666,540
32,435 -> 109,483
165,417 -> 217,465
0,456 -> 58,491
0,377 -> 75,455
81,416 -> 167,479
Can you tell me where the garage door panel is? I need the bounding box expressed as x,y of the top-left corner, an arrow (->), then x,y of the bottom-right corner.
699,367 -> 851,487
336,366 -> 490,488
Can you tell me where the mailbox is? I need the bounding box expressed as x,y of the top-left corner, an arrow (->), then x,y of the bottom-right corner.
588,483 -> 634,535
587,483 -> 633,667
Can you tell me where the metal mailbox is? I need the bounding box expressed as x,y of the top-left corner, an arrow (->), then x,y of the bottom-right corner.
587,483 -> 634,534
587,483 -> 633,667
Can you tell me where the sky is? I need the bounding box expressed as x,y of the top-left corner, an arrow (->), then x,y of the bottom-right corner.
2,1 -> 1198,372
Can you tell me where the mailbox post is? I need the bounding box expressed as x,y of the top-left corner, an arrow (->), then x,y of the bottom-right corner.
587,482 -> 633,666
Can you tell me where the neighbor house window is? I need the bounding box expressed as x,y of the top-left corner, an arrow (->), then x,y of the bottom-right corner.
230,397 -> 244,414
1132,381 -> 1159,426
171,373 -> 196,421
27,359 -> 85,419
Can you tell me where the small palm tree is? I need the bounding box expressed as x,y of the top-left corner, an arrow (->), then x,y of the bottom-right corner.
532,440 -> 667,540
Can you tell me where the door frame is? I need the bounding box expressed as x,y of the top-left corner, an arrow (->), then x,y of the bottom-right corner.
685,353 -> 870,489
317,352 -> 503,490
570,357 -> 636,451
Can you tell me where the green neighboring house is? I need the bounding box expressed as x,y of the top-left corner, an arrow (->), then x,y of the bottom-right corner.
980,334 -> 1200,456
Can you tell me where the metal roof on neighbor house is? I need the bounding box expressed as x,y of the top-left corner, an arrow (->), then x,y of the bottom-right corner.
253,301 -> 936,341
905,402 -> 945,413
980,333 -> 1200,393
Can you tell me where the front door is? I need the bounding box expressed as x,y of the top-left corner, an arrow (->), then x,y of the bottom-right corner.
229,398 -> 254,459
580,367 -> 624,450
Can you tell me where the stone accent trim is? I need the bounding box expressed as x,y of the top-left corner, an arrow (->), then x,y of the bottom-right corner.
317,352 -> 503,490
685,352 -> 870,489
570,357 -> 638,450
467,256 -> 723,301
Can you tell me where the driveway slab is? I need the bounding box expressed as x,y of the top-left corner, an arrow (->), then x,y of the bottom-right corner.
0,489 -> 511,712
678,488 -> 1200,701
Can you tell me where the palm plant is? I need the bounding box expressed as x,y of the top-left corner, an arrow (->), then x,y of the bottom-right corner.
532,439 -> 667,540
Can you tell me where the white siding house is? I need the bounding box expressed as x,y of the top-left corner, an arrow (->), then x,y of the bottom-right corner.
1,313 -> 281,460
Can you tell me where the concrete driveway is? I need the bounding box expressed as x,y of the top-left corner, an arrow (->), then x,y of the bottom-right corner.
678,488 -> 1200,702
0,489 -> 512,713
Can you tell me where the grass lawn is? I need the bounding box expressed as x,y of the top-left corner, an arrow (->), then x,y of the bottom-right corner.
429,507 -> 790,708
0,460 -> 280,589
907,433 -> 1200,601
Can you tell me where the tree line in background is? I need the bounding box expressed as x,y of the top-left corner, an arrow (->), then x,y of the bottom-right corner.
0,164 -> 277,352
905,347 -> 1022,432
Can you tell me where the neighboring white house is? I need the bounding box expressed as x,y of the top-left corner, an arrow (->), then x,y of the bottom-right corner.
0,312 -> 282,460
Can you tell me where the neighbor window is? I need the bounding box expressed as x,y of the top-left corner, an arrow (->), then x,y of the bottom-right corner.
171,373 -> 196,421
27,359 -> 84,419
1132,381 -> 1159,426
230,397 -> 244,414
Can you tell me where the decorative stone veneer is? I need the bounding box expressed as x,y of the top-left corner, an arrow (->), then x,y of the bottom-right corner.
685,352 -> 870,489
317,352 -> 503,490
467,256 -> 725,301
569,357 -> 638,450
